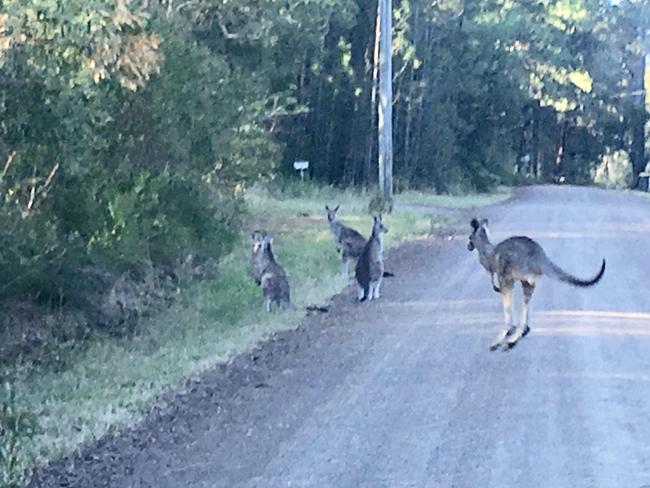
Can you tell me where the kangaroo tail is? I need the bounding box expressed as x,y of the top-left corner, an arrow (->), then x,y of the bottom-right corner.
306,305 -> 329,313
280,299 -> 296,311
544,258 -> 606,287
382,271 -> 395,278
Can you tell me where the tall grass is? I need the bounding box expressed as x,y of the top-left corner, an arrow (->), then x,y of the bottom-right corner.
397,186 -> 511,208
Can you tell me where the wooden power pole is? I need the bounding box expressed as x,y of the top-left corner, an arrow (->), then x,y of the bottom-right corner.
377,0 -> 393,209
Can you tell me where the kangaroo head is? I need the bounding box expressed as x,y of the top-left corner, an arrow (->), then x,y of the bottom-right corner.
467,218 -> 489,251
325,204 -> 340,223
251,230 -> 268,254
261,233 -> 274,252
372,215 -> 388,236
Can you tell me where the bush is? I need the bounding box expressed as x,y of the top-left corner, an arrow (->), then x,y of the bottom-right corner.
0,10 -> 277,348
0,156 -> 245,357
368,191 -> 390,214
0,383 -> 35,488
592,150 -> 633,190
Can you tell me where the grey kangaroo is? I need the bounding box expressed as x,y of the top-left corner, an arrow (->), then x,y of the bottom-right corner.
468,218 -> 606,350
326,205 -> 367,278
355,215 -> 388,301
250,231 -> 291,312
250,230 -> 271,285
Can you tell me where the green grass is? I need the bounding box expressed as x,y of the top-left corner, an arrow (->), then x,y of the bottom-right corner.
397,186 -> 511,208
3,184 -> 507,477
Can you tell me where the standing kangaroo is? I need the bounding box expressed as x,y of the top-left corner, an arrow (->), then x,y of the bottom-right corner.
326,205 -> 367,278
250,231 -> 291,312
250,230 -> 272,285
467,218 -> 606,350
355,215 -> 388,301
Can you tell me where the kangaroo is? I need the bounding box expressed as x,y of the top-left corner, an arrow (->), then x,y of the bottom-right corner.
250,230 -> 272,285
355,215 -> 388,301
251,232 -> 291,312
468,218 -> 606,351
326,205 -> 367,278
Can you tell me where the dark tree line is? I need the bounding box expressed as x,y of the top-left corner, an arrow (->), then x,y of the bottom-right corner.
279,0 -> 649,192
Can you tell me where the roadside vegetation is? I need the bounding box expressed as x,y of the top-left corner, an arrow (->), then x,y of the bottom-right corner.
1,183 -> 508,484
397,187 -> 512,209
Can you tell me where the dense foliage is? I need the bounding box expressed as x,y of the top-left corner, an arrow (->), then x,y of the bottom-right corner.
0,383 -> 34,487
280,0 -> 649,191
0,0 -> 647,344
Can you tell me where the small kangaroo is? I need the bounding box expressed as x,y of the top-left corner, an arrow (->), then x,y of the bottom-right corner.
250,232 -> 291,312
468,218 -> 606,350
326,205 -> 367,278
250,230 -> 272,285
355,215 -> 388,301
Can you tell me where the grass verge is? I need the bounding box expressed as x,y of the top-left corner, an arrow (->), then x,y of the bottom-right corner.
3,184 -> 509,481
397,186 -> 511,208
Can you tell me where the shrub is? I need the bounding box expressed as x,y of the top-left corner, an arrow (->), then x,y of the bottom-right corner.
0,383 -> 36,488
368,191 -> 390,214
592,149 -> 633,190
0,156 -> 245,355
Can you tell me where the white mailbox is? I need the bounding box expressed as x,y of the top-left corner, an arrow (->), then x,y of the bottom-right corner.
293,160 -> 309,181
293,161 -> 309,171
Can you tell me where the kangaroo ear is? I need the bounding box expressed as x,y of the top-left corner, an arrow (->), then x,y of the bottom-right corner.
325,205 -> 330,211
334,205 -> 340,212
470,218 -> 480,230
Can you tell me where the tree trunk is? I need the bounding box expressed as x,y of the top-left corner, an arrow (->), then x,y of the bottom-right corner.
410,23 -> 434,186
402,3 -> 419,185
629,51 -> 647,187
344,98 -> 360,186
324,89 -> 339,183
554,118 -> 569,182
363,1 -> 381,188
518,102 -> 535,178
532,104 -> 541,180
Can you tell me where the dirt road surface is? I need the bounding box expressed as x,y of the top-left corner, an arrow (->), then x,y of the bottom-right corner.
31,186 -> 650,488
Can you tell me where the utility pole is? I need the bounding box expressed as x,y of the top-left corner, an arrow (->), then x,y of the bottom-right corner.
625,0 -> 649,187
377,0 -> 393,209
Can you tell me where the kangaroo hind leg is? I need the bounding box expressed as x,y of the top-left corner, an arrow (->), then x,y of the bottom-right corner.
342,256 -> 350,279
367,282 -> 376,301
372,278 -> 382,299
519,280 -> 535,338
490,280 -> 515,351
504,280 -> 535,349
491,272 -> 501,293
358,285 -> 367,301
